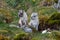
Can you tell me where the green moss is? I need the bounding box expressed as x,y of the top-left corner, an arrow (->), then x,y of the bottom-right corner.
48,20 -> 60,24
47,12 -> 60,25
50,12 -> 60,20
31,37 -> 41,40
52,31 -> 60,40
14,32 -> 31,40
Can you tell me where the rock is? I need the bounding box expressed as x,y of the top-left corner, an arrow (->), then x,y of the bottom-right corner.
47,12 -> 60,30
42,30 -> 47,34
23,27 -> 32,33
42,29 -> 51,34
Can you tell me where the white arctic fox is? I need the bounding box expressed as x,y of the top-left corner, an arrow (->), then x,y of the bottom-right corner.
29,12 -> 39,31
18,10 -> 32,33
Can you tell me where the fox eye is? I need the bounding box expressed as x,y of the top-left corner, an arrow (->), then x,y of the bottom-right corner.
34,16 -> 36,17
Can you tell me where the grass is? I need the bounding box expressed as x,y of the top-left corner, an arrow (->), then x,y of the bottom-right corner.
0,22 -> 25,38
0,6 -> 59,40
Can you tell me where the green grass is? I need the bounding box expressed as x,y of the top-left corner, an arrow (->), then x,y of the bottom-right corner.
0,22 -> 25,38
0,6 -> 59,40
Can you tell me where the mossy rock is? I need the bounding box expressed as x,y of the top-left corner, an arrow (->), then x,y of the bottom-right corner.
49,12 -> 60,20
48,20 -> 60,25
51,30 -> 60,40
14,32 -> 31,40
31,37 -> 41,40
38,15 -> 49,31
47,12 -> 60,30
47,12 -> 60,25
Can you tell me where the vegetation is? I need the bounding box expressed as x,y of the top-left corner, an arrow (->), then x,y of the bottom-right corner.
0,0 -> 60,40
14,32 -> 31,40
